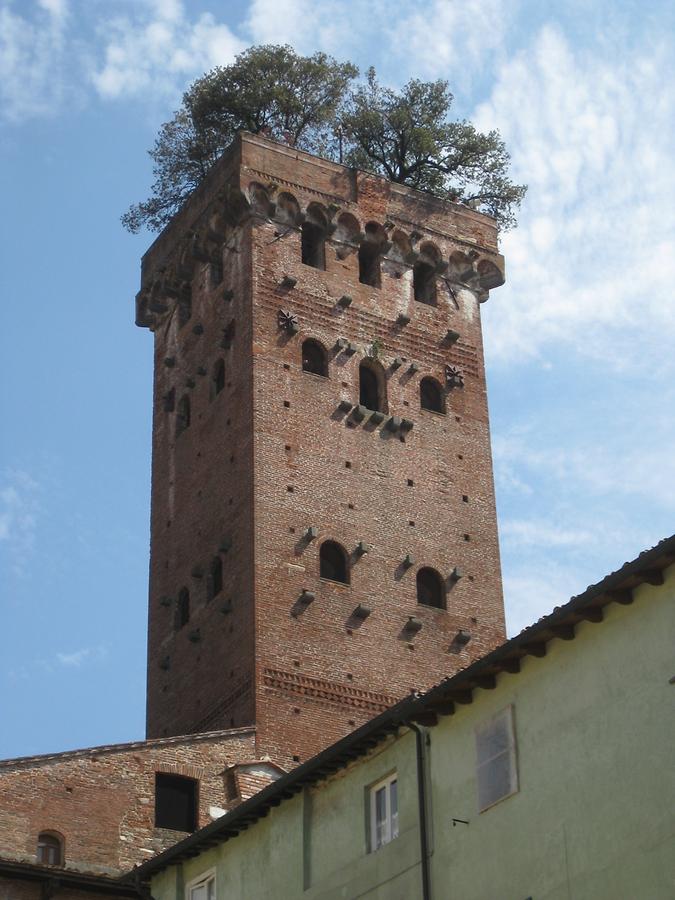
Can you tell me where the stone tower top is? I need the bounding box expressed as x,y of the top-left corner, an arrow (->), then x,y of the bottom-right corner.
136,132 -> 504,331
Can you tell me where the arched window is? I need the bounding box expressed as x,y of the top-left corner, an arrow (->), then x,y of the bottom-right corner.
413,260 -> 437,304
359,360 -> 387,413
210,556 -> 223,599
176,396 -> 190,436
417,568 -> 446,609
301,221 -> 326,270
320,540 -> 349,584
37,832 -> 63,867
176,588 -> 190,629
212,359 -> 225,397
420,377 -> 445,414
302,339 -> 328,377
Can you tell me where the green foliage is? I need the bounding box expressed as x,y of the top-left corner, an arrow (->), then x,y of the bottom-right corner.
122,53 -> 525,234
122,45 -> 357,233
341,69 -> 526,230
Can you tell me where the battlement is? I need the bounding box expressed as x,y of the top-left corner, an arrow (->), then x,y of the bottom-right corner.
136,132 -> 504,331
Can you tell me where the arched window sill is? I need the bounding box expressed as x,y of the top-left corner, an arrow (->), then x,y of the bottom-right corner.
319,578 -> 350,587
420,407 -> 446,417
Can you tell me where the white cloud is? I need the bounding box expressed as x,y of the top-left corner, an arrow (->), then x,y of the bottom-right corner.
56,645 -> 107,667
246,0 -> 509,83
476,25 -> 675,370
90,0 -> 244,101
0,1 -> 70,121
0,470 -> 40,576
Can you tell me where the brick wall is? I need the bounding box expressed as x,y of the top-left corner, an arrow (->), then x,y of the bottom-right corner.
139,133 -> 507,767
0,730 -> 255,876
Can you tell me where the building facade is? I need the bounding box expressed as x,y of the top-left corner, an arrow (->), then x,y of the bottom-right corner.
138,132 -> 507,766
140,537 -> 675,900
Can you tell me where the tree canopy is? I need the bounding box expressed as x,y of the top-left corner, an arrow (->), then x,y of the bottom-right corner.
122,49 -> 525,234
122,45 -> 357,233
341,70 -> 526,230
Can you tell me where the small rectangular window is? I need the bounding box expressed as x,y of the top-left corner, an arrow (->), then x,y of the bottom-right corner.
155,772 -> 198,831
186,871 -> 215,900
475,706 -> 518,811
369,773 -> 398,851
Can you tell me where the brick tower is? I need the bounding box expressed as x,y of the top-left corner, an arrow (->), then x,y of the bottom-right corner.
136,133 -> 506,767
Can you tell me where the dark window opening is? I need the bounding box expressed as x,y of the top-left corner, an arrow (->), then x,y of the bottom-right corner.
413,261 -> 437,304
210,556 -> 223,598
154,773 -> 198,832
176,396 -> 190,436
320,540 -> 349,584
302,339 -> 328,377
210,259 -> 223,286
178,288 -> 192,328
37,833 -> 63,867
358,243 -> 381,287
359,361 -> 387,412
417,567 -> 446,609
176,588 -> 190,629
212,359 -> 225,397
420,377 -> 445,414
301,222 -> 326,270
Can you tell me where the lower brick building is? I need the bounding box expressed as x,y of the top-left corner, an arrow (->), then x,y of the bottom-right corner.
0,727 -> 284,890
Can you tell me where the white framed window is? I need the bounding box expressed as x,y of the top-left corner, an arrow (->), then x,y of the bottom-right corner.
369,772 -> 399,851
186,869 -> 215,900
475,705 -> 518,812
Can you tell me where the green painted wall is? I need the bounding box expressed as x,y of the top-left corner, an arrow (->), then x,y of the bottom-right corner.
428,569 -> 675,899
150,567 -> 675,900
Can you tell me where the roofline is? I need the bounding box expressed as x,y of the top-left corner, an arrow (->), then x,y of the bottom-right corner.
0,858 -> 141,897
0,726 -> 256,770
129,533 -> 675,880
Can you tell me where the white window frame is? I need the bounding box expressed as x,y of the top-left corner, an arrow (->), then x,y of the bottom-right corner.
369,772 -> 399,851
185,868 -> 216,900
475,704 -> 518,812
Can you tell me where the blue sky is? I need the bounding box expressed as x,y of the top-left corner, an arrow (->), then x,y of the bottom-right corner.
2,0 -> 674,760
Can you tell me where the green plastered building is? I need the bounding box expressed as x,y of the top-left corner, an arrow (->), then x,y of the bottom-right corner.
134,535 -> 675,900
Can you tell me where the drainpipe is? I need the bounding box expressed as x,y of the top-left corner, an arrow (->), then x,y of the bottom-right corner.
406,722 -> 432,900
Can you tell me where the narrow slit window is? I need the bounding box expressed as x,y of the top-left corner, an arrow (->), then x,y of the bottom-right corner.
301,221 -> 326,270
212,359 -> 225,397
176,588 -> 190,629
178,287 -> 192,328
320,540 -> 349,584
302,339 -> 328,377
359,243 -> 381,287
176,396 -> 190,436
416,567 -> 445,609
210,557 -> 223,599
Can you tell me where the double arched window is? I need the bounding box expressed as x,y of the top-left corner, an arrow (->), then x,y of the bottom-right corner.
302,339 -> 329,377
320,540 -> 349,584
416,568 -> 446,609
359,360 -> 387,413
37,832 -> 63,867
420,377 -> 445,414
